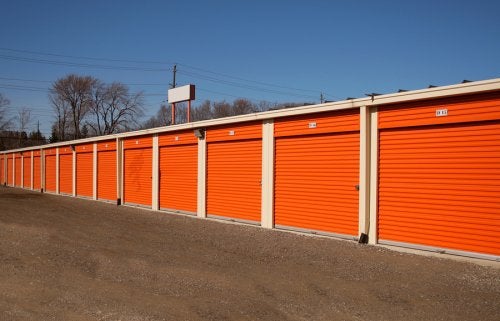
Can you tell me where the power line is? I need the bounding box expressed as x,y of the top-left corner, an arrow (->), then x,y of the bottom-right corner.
0,47 -> 174,66
0,47 -> 337,99
0,54 -> 172,72
178,69 -> 318,100
0,80 -> 264,102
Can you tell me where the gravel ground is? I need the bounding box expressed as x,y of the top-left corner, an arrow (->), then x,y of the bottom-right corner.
0,186 -> 499,321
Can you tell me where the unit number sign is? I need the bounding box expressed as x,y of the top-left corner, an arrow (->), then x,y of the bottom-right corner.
436,109 -> 448,117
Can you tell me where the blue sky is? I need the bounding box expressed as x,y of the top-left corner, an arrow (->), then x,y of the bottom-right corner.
1,0 -> 499,136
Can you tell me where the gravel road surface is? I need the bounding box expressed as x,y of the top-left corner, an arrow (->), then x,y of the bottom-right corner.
0,187 -> 499,320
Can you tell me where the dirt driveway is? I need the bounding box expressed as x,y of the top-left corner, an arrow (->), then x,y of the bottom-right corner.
0,187 -> 499,321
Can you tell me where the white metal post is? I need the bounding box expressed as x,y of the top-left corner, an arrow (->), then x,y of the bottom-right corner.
358,106 -> 371,240
93,143 -> 97,200
41,149 -> 45,192
197,135 -> 207,218
72,148 -> 76,197
152,135 -> 159,211
56,148 -> 59,194
261,119 -> 275,229
368,108 -> 379,244
117,138 -> 123,204
21,154 -> 24,188
30,151 -> 34,190
12,153 -> 15,186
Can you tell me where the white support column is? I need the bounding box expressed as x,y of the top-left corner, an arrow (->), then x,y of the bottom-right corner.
368,108 -> 379,244
41,149 -> 45,192
12,153 -> 15,186
152,134 -> 159,211
56,148 -> 60,194
261,119 -> 275,229
197,134 -> 207,218
30,151 -> 34,190
93,143 -> 97,200
72,148 -> 76,197
21,154 -> 24,188
358,106 -> 371,240
117,138 -> 123,205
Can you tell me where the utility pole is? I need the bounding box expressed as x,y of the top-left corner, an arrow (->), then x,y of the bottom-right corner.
171,64 -> 177,89
320,92 -> 325,104
37,121 -> 40,144
170,64 -> 177,125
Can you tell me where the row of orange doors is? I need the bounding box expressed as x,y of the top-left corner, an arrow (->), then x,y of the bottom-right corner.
121,114 -> 361,239
43,142 -> 116,201
117,95 -> 500,257
2,92 -> 499,258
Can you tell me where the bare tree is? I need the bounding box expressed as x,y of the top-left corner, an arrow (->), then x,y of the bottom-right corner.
51,74 -> 96,139
212,101 -> 232,118
88,82 -> 144,135
232,98 -> 255,116
16,107 -> 31,132
191,100 -> 212,121
142,104 -> 171,129
0,93 -> 11,131
49,93 -> 71,141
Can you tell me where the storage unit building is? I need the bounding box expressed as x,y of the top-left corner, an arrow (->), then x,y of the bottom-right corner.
44,148 -> 57,193
97,140 -> 117,202
75,144 -> 93,198
206,122 -> 262,223
274,110 -> 360,237
159,130 -> 198,214
123,136 -> 153,207
1,79 -> 498,262
377,92 -> 500,257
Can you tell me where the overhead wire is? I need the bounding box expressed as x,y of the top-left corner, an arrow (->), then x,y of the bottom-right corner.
0,47 -> 336,100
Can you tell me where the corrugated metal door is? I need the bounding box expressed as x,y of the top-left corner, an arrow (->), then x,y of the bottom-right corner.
97,141 -> 116,202
274,110 -> 360,236
206,122 -> 262,223
76,144 -> 93,198
59,147 -> 73,195
124,136 -> 152,206
7,154 -> 13,186
45,149 -> 57,192
159,131 -> 198,213
15,153 -> 22,187
33,151 -> 41,191
23,154 -> 31,188
378,93 -> 500,257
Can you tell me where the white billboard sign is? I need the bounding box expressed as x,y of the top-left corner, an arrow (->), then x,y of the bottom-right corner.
168,84 -> 195,103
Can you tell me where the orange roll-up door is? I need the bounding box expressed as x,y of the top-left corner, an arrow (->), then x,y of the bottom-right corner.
59,146 -> 73,195
15,153 -> 22,187
274,110 -> 360,237
123,136 -> 152,206
45,149 -> 57,192
378,93 -> 500,257
23,154 -> 31,188
206,122 -> 262,223
7,154 -> 13,186
76,144 -> 93,198
97,140 -> 116,202
33,151 -> 41,191
159,131 -> 198,214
